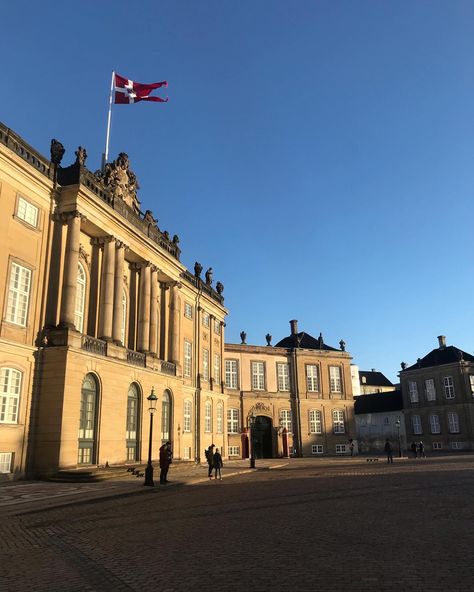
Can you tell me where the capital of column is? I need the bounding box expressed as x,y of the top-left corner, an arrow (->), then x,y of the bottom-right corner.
115,239 -> 129,251
59,210 -> 87,224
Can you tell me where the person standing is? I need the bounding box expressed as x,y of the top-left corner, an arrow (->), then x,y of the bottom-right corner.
205,444 -> 215,479
384,439 -> 393,464
411,441 -> 418,459
418,441 -> 426,458
349,439 -> 355,457
213,448 -> 223,480
159,443 -> 171,484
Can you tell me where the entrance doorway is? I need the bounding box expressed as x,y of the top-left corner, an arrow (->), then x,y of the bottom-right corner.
252,416 -> 273,458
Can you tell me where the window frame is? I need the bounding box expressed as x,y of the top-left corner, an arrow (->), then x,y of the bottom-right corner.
214,353 -> 221,385
279,409 -> 292,433
306,364 -> 319,393
444,376 -> 455,399
183,399 -> 192,432
411,414 -> 422,435
408,381 -> 419,403
429,414 -> 441,434
447,411 -> 460,434
425,379 -> 436,401
225,359 -> 239,389
5,261 -> 32,327
16,195 -> 39,228
332,409 -> 345,434
277,362 -> 290,391
311,444 -> 324,455
329,366 -> 343,394
74,262 -> 87,333
309,409 -> 322,434
216,402 -> 224,433
184,340 -> 192,378
251,361 -> 265,391
204,400 -> 212,433
227,408 -> 240,434
202,349 -> 209,382
0,367 -> 22,424
184,302 -> 193,319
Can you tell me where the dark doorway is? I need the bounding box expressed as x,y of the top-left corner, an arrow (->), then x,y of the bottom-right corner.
252,416 -> 273,458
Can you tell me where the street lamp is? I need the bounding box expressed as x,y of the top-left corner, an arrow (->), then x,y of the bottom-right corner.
249,412 -> 256,469
395,417 -> 402,458
144,387 -> 158,486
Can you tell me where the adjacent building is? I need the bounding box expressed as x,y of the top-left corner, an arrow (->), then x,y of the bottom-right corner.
400,336 -> 474,452
354,390 -> 405,453
224,321 -> 356,458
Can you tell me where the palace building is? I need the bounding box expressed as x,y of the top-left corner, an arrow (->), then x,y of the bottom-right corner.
0,122 -> 227,478
0,122 -> 357,479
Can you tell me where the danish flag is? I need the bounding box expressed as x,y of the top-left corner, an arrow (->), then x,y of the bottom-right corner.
114,72 -> 168,104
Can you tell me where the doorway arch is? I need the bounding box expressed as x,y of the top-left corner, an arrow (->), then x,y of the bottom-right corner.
252,416 -> 273,459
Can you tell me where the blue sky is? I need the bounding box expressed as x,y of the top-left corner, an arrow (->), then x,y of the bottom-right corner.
2,1 -> 473,381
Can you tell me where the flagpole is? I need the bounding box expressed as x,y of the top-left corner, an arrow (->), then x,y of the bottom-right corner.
102,70 -> 115,171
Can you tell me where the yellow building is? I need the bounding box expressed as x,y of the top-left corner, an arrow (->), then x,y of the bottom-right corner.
0,123 -> 227,478
224,321 -> 356,458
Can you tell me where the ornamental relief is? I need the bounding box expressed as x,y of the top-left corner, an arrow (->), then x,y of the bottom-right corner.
248,402 -> 272,417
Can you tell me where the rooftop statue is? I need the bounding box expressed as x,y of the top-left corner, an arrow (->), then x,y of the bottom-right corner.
194,262 -> 203,278
50,139 -> 65,166
216,281 -> 224,294
240,331 -> 247,345
97,152 -> 141,214
205,267 -> 213,286
75,146 -> 88,166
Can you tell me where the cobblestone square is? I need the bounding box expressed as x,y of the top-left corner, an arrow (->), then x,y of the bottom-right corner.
1,456 -> 473,591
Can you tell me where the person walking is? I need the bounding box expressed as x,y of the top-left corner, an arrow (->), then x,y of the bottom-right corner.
411,441 -> 418,459
384,439 -> 393,464
418,441 -> 426,458
205,444 -> 215,479
159,443 -> 171,484
349,439 -> 355,457
213,448 -> 223,480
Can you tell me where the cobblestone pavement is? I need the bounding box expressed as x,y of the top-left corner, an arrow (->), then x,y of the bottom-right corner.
1,455 -> 474,591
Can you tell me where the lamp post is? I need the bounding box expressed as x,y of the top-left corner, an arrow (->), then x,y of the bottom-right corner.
144,387 -> 158,486
395,417 -> 402,458
249,412 -> 256,469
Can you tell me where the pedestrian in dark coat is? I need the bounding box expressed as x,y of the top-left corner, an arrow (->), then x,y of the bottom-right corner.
411,441 -> 418,458
205,444 -> 215,479
159,443 -> 171,484
213,448 -> 223,480
418,441 -> 426,458
384,439 -> 393,464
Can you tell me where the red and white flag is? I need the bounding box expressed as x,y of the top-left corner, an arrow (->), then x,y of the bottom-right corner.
114,72 -> 168,104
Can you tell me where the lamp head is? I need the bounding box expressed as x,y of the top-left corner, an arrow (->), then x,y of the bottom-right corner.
147,387 -> 158,414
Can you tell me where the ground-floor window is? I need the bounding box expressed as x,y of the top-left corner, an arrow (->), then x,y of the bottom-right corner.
432,442 -> 442,450
451,441 -> 463,450
228,446 -> 240,456
183,446 -> 192,460
335,444 -> 347,454
311,445 -> 324,455
0,452 -> 12,473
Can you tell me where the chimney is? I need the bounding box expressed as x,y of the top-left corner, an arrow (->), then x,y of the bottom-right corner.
438,335 -> 446,349
290,320 -> 298,336
371,368 -> 376,372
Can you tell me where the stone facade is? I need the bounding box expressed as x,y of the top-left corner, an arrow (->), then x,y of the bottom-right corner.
400,336 -> 474,453
0,123 -> 227,478
224,321 -> 356,459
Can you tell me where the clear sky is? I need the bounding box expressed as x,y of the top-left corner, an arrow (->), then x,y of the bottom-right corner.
2,1 -> 473,381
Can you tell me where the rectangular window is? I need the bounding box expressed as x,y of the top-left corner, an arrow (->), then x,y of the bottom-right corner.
444,376 -> 455,399
251,362 -> 265,390
184,302 -> 193,319
408,381 -> 419,403
217,404 -> 223,433
470,375 -> 474,396
0,368 -> 22,424
332,409 -> 345,433
411,414 -> 422,435
432,442 -> 442,450
448,411 -> 459,433
204,402 -> 212,433
451,441 -> 463,450
202,312 -> 210,327
225,360 -> 238,389
429,414 -> 441,434
6,263 -> 32,327
280,409 -> 292,433
17,196 -> 39,227
329,366 -> 342,393
309,410 -> 322,434
228,446 -> 240,457
0,452 -> 13,473
336,444 -> 347,454
184,340 -> 192,378
183,400 -> 192,432
425,379 -> 436,401
277,363 -> 290,391
312,445 -> 324,455
202,349 -> 209,381
306,365 -> 319,392
384,416 -> 390,425
214,353 -> 221,385
214,320 -> 221,335
227,408 -> 239,434
183,446 -> 191,460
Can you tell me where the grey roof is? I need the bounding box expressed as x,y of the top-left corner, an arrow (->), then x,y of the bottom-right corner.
354,390 -> 403,414
359,371 -> 393,388
405,345 -> 474,371
275,332 -> 339,351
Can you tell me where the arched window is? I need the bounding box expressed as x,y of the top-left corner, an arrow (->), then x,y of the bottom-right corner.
0,368 -> 22,424
183,400 -> 192,432
121,288 -> 127,346
162,390 -> 172,442
216,402 -> 224,433
74,262 -> 86,333
126,383 -> 140,461
309,410 -> 322,434
78,373 -> 99,464
204,401 -> 212,433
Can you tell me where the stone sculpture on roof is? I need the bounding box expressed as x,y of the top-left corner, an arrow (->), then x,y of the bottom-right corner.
97,152 -> 141,214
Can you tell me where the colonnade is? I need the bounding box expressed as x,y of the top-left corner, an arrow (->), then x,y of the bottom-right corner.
58,211 -> 181,364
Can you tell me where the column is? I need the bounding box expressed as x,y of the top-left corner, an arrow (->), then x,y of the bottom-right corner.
98,236 -> 115,341
209,314 -> 215,390
169,282 -> 181,365
160,283 -> 169,361
112,242 -> 126,344
149,266 -> 160,356
220,321 -> 226,394
59,211 -> 83,328
137,262 -> 151,352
